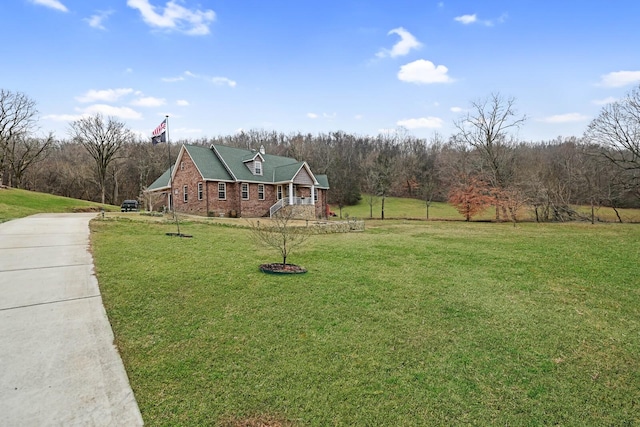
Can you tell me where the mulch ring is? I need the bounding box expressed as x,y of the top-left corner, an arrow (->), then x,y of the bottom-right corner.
259,263 -> 307,274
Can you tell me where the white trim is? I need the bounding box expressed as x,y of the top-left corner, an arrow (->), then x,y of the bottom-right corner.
288,182 -> 294,205
218,182 -> 227,200
290,162 -> 320,186
211,145 -> 238,181
241,182 -> 249,200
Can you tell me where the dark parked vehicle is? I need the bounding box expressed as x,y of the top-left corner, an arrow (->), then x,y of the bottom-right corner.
120,200 -> 139,212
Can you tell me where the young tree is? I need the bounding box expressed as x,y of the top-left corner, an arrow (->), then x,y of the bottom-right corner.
248,208 -> 313,267
448,176 -> 493,221
69,114 -> 132,204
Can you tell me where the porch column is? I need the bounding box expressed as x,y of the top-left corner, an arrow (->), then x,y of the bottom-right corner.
288,182 -> 294,205
311,185 -> 315,204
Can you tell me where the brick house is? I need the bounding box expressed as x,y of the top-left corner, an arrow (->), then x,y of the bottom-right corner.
146,144 -> 330,219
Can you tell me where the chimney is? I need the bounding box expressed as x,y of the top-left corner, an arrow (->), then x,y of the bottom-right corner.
259,145 -> 265,155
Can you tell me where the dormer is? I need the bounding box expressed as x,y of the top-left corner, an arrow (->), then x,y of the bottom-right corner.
243,152 -> 265,176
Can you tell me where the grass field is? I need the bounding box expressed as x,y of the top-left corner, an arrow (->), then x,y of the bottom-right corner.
0,187 -> 113,222
334,195 -> 640,223
91,217 -> 640,426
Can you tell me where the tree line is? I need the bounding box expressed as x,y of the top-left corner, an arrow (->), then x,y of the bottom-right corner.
1,88 -> 639,221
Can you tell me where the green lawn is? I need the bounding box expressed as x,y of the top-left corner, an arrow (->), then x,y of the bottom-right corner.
334,195 -> 640,223
91,217 -> 640,426
0,187 -> 113,222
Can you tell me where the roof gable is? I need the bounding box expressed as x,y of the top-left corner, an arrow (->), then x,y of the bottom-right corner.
186,145 -> 234,181
146,144 -> 330,190
212,144 -> 301,183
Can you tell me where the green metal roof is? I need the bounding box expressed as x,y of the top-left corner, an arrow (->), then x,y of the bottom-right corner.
315,174 -> 330,189
147,144 -> 330,190
212,144 -> 303,183
146,168 -> 171,191
185,145 -> 233,181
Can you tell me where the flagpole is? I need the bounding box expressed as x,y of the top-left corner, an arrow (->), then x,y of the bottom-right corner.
165,115 -> 181,236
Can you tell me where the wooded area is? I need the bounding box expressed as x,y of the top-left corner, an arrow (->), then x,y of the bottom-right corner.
1,88 -> 639,221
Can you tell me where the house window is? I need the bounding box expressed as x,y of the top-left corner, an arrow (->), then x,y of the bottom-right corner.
277,185 -> 282,200
183,185 -> 188,203
197,182 -> 203,200
254,160 -> 262,175
218,182 -> 226,200
180,161 -> 184,171
241,183 -> 249,200
258,184 -> 265,200
314,187 -> 319,202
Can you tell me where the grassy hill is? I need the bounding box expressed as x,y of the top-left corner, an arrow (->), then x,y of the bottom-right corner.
332,195 -> 640,223
0,187 -> 114,223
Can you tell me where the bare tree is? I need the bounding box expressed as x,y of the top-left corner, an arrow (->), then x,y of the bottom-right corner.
454,93 -> 527,219
326,132 -> 362,218
585,85 -> 640,194
69,114 -> 132,204
248,208 -> 313,266
361,151 -> 379,219
0,89 -> 40,186
7,134 -> 53,188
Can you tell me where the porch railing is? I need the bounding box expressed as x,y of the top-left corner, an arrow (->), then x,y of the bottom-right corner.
269,197 -> 314,217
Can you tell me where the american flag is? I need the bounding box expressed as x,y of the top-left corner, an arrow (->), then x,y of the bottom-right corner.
152,119 -> 166,137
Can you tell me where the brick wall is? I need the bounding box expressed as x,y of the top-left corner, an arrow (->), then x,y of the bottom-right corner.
172,152 -> 207,215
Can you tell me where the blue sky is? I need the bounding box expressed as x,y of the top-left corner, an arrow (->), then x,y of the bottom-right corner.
3,0 -> 640,142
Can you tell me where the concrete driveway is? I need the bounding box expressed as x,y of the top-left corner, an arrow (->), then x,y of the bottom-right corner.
0,213 -> 143,426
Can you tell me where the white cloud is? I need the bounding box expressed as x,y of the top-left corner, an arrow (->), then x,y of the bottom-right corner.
592,96 -> 617,105
398,59 -> 453,84
454,12 -> 506,26
454,14 -> 476,24
76,88 -> 134,103
307,113 -> 319,119
450,106 -> 464,113
376,27 -> 422,58
30,0 -> 67,12
80,104 -> 143,120
85,10 -> 113,30
396,117 -> 443,129
126,0 -> 215,36
176,99 -> 189,106
162,75 -> 185,82
167,71 -> 236,87
538,113 -> 589,123
211,77 -> 237,87
599,71 -> 640,88
131,96 -> 166,107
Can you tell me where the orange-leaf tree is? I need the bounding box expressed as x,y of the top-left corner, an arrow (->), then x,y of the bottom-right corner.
448,177 -> 493,221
